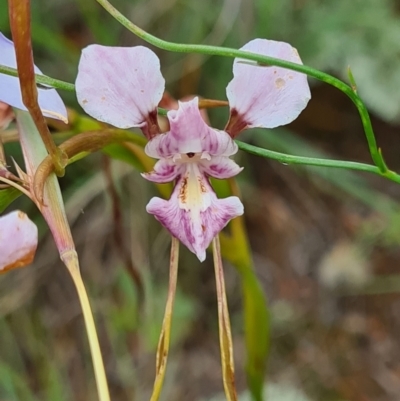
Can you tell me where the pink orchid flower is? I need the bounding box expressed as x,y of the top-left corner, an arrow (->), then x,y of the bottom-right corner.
75,39 -> 311,261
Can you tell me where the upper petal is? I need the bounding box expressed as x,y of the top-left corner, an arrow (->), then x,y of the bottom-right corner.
0,32 -> 68,121
0,210 -> 38,272
145,97 -> 238,158
225,38 -> 311,136
75,45 -> 165,135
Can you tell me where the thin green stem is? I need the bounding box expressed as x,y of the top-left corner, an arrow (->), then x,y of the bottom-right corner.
236,141 -> 400,184
0,64 -> 75,92
95,0 -> 386,172
62,251 -> 111,401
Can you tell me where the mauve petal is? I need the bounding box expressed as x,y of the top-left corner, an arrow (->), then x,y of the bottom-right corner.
225,38 -> 311,136
145,97 -> 237,158
0,32 -> 68,121
0,210 -> 38,272
75,45 -> 165,133
142,158 -> 183,183
146,168 -> 243,261
199,156 -> 243,179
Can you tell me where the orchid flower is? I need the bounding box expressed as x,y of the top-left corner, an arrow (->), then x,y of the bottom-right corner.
76,39 -> 311,261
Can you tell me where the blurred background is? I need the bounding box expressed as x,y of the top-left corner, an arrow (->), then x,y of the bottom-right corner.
1,0 -> 400,400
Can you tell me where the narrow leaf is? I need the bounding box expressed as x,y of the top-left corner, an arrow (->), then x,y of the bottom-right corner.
219,178 -> 270,401
150,238 -> 179,401
213,235 -> 238,401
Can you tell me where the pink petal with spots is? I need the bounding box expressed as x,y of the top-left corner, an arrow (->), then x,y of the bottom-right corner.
145,97 -> 237,158
142,158 -> 183,183
199,156 -> 243,179
75,45 -> 165,137
146,173 -> 243,262
0,210 -> 38,272
225,38 -> 311,137
0,33 -> 67,121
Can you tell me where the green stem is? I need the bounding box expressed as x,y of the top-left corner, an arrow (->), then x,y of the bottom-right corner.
0,64 -> 75,92
236,141 -> 400,184
63,251 -> 111,401
95,0 -> 386,172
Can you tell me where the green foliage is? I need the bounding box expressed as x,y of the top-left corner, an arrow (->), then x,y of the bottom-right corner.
0,187 -> 22,213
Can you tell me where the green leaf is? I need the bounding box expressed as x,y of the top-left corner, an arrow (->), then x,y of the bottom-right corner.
220,233 -> 270,401
0,187 -> 22,213
242,272 -> 270,401
219,189 -> 270,401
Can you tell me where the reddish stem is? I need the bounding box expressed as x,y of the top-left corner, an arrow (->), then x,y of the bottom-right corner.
8,0 -> 65,175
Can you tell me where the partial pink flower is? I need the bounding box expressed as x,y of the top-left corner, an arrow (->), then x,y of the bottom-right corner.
75,38 -> 311,260
0,210 -> 38,272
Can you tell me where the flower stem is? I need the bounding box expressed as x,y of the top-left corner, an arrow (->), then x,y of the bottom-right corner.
61,250 -> 111,401
212,235 -> 238,401
150,237 -> 180,401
